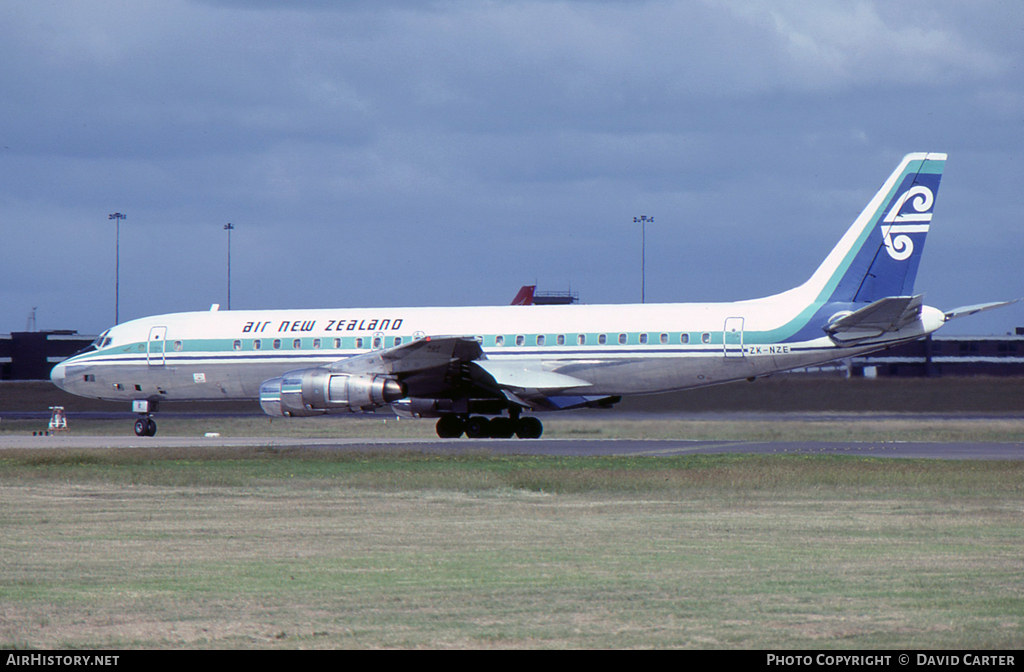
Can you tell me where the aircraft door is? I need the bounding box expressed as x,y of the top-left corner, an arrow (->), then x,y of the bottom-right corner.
723,317 -> 744,358
147,326 -> 167,366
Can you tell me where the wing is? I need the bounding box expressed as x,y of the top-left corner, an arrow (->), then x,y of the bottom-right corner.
468,359 -> 590,394
328,335 -> 484,397
328,335 -> 604,409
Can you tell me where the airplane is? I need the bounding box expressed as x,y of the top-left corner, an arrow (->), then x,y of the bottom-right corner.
510,285 -> 535,305
51,152 -> 1014,439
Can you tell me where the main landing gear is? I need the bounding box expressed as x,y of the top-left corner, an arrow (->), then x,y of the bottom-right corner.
134,416 -> 157,437
435,414 -> 543,439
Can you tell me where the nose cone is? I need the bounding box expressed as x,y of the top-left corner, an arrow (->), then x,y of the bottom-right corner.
50,361 -> 67,391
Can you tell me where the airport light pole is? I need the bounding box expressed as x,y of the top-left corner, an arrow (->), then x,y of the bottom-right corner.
109,212 -> 126,324
634,215 -> 653,303
224,223 -> 234,310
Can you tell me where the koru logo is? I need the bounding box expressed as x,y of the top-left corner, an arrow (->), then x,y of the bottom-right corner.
881,185 -> 933,261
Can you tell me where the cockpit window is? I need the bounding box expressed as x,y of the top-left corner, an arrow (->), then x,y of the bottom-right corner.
78,330 -> 111,355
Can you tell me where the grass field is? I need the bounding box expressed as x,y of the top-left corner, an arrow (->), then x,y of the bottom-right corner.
3,377 -> 1022,648
1,447 -> 1022,649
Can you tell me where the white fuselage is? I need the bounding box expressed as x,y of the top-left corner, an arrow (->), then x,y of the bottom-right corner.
51,291 -> 946,405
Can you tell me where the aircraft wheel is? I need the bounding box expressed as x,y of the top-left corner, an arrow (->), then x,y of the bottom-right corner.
515,416 -> 543,439
147,418 -> 157,437
488,417 -> 516,439
464,416 -> 491,439
134,419 -> 149,437
435,415 -> 464,439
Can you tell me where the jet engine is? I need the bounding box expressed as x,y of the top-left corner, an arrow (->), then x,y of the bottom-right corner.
259,368 -> 406,417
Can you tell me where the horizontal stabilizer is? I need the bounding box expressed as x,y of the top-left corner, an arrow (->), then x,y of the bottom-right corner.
944,299 -> 1020,322
825,295 -> 924,342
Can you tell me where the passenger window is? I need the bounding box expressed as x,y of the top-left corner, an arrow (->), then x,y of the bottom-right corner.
618,333 -> 627,345
536,335 -> 545,346
701,332 -> 711,344
373,337 -> 382,349
333,338 -> 341,349
313,338 -> 321,349
173,341 -> 183,351
233,340 -> 241,350
394,337 -> 403,346
598,334 -> 607,345
557,334 -> 565,345
496,335 -> 505,346
273,339 -> 281,349
516,335 -> 525,346
254,340 -> 262,350
681,333 -> 690,344
660,333 -> 668,344
292,339 -> 301,349
639,333 -> 648,344
577,334 -> 586,345
355,337 -> 364,349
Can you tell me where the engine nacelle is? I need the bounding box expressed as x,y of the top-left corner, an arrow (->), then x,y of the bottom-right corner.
259,368 -> 406,417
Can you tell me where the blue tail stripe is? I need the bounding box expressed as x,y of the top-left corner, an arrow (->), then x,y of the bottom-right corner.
824,156 -> 944,305
845,173 -> 942,303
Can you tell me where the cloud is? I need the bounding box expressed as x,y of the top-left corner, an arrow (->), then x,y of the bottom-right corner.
0,0 -> 1022,336
718,0 -> 1008,90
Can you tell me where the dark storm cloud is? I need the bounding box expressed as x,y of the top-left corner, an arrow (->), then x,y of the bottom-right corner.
1,0 -> 1022,335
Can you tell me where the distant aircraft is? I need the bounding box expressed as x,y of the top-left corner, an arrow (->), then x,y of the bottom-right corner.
511,285 -> 578,306
51,153 -> 1013,438
510,285 -> 535,305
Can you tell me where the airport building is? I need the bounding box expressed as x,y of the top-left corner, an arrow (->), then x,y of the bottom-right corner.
851,333 -> 1024,378
0,331 -> 95,381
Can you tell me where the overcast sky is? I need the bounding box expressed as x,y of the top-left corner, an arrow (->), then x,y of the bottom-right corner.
2,0 -> 1023,337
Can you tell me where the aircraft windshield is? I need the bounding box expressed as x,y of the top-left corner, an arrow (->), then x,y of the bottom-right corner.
77,330 -> 112,355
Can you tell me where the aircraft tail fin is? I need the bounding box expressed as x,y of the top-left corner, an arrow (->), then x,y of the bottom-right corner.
802,153 -> 946,305
511,285 -> 536,306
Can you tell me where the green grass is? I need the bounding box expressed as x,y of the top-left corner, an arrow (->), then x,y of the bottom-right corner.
3,447 -> 1023,494
1,449 -> 1022,649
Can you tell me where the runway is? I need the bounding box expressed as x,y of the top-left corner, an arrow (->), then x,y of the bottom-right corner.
2,434 -> 1023,460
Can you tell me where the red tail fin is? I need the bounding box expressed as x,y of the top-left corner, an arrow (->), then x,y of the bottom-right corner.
510,285 -> 535,305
